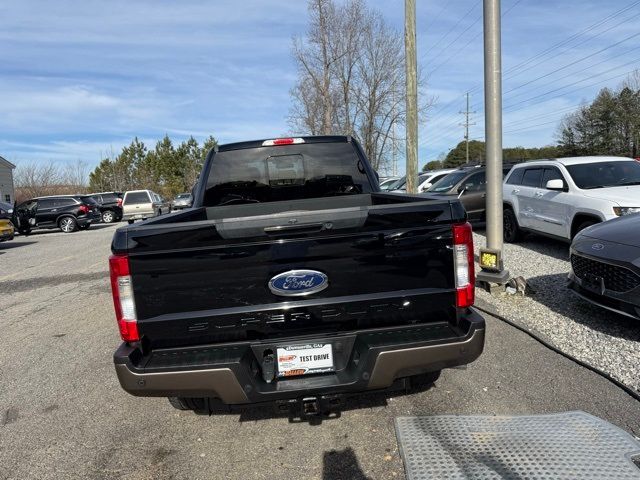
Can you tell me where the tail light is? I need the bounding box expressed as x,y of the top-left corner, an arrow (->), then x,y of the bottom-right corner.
78,204 -> 90,214
109,254 -> 139,342
117,198 -> 123,207
452,222 -> 475,308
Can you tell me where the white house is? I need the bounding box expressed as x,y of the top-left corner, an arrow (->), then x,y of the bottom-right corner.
0,156 -> 16,204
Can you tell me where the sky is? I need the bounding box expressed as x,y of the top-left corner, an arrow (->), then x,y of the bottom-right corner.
1,0 -> 639,175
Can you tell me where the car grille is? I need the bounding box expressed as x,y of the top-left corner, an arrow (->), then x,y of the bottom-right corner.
571,254 -> 640,293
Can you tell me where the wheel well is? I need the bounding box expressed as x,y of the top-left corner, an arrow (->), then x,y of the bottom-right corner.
571,213 -> 600,237
57,214 -> 76,225
503,203 -> 514,212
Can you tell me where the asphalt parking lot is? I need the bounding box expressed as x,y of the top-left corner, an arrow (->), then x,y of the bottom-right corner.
1,224 -> 639,480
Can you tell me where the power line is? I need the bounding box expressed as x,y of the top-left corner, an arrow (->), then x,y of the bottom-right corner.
429,0 -> 524,76
504,44 -> 640,102
422,0 -> 523,120
503,119 -> 563,135
425,17 -> 481,69
503,8 -> 640,84
503,57 -> 640,112
430,43 -> 640,135
503,30 -> 640,96
503,0 -> 640,77
421,1 -> 480,63
423,1 -> 640,132
466,68 -> 640,141
423,1 -> 449,33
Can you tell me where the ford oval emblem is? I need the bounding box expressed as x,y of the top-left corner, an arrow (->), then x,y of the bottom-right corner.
591,243 -> 605,251
268,269 -> 328,297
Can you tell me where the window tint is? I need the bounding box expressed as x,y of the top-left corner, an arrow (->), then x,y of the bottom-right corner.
54,198 -> 77,207
462,172 -> 486,192
429,173 -> 447,184
521,168 -> 543,188
38,199 -> 55,209
80,196 -> 99,206
125,192 -> 150,204
427,171 -> 470,192
203,142 -> 373,206
566,161 -> 640,189
542,167 -> 564,187
17,200 -> 37,212
506,168 -> 525,185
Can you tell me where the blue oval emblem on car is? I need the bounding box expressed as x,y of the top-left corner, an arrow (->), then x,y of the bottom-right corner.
269,270 -> 328,297
591,243 -> 605,251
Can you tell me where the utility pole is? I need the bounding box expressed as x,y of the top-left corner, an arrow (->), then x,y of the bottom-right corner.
404,0 -> 418,194
459,92 -> 476,164
477,0 -> 509,288
392,78 -> 398,177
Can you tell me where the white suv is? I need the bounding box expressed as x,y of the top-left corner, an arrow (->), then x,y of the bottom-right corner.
502,156 -> 640,242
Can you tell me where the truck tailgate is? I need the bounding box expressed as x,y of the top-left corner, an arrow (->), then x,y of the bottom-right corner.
118,199 -> 462,348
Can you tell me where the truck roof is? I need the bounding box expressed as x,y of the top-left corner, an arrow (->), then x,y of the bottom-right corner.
218,135 -> 351,152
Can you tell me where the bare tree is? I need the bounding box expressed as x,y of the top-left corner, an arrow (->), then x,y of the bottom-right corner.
61,160 -> 89,192
352,9 -> 407,170
291,0 -> 340,135
289,0 -> 431,171
14,162 -> 61,201
14,159 -> 90,202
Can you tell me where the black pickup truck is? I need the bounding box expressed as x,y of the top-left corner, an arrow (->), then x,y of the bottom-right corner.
110,136 -> 484,416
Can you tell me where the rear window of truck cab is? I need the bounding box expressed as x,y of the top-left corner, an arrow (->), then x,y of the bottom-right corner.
203,142 -> 373,206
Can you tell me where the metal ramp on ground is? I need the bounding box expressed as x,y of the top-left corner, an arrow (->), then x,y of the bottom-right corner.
395,411 -> 640,479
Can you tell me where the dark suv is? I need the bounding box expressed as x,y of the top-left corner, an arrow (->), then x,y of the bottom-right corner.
424,165 -> 515,222
89,192 -> 123,223
13,195 -> 101,234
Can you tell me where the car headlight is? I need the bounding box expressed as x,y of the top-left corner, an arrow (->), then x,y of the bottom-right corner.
613,207 -> 640,216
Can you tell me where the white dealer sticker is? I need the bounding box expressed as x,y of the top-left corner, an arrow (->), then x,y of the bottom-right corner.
276,343 -> 334,378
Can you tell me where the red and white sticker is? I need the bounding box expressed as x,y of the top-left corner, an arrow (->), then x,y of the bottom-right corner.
276,343 -> 334,378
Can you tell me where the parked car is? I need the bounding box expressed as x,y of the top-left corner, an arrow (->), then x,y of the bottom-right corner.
154,193 -> 172,213
121,190 -> 166,224
110,136 -> 484,417
12,195 -> 101,234
568,214 -> 640,320
424,165 -> 514,222
502,157 -> 640,242
171,193 -> 192,210
392,169 -> 456,193
0,203 -> 14,242
0,201 -> 14,216
379,176 -> 401,191
89,192 -> 123,223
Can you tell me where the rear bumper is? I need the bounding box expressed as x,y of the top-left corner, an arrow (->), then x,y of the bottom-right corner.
0,229 -> 14,241
122,212 -> 154,221
77,212 -> 102,226
113,309 -> 485,404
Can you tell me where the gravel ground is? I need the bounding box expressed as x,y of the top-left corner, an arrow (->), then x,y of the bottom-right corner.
473,230 -> 640,394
